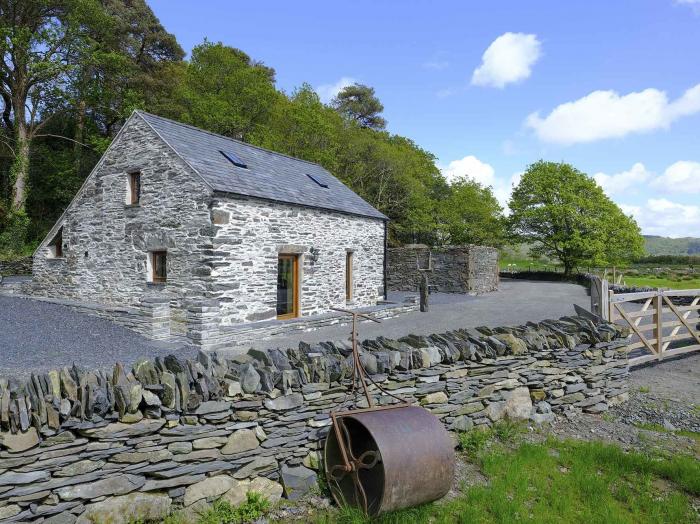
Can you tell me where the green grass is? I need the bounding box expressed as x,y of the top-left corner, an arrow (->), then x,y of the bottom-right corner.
302,438 -> 700,524
624,276 -> 700,290
162,492 -> 271,524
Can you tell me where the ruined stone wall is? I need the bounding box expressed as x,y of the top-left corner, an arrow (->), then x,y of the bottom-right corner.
30,114 -> 214,336
387,245 -> 499,294
0,316 -> 628,522
209,197 -> 385,325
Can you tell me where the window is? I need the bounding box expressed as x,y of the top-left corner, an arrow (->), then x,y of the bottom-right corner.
220,150 -> 247,169
48,228 -> 63,258
150,251 -> 167,284
306,173 -> 328,188
127,172 -> 141,205
345,251 -> 353,301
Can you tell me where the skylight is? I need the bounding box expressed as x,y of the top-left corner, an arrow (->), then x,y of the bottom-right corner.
307,173 -> 329,188
220,150 -> 247,169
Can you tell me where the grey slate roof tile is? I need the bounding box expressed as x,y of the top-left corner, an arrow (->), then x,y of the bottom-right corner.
137,111 -> 387,220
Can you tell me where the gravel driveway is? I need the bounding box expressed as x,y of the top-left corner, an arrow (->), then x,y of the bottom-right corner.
0,279 -> 589,377
0,295 -> 196,379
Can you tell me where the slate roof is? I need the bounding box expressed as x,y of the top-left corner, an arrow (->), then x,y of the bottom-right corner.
137,111 -> 387,220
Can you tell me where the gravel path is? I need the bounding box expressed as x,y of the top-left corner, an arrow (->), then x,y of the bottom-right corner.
0,295 -> 196,378
236,279 -> 590,351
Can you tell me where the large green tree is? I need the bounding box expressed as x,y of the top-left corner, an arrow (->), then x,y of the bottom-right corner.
155,41 -> 278,141
438,179 -> 505,246
508,160 -> 644,274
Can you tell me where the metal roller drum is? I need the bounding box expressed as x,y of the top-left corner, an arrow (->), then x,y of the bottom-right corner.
324,404 -> 455,516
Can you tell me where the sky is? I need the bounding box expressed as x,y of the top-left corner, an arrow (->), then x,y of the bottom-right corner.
148,0 -> 700,238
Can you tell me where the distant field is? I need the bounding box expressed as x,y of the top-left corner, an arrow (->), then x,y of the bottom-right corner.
623,276 -> 700,290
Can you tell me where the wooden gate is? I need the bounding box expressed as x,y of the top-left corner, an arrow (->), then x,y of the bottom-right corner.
609,289 -> 700,366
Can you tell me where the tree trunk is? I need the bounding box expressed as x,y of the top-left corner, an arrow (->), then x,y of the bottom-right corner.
11,121 -> 29,214
73,99 -> 86,175
563,261 -> 573,277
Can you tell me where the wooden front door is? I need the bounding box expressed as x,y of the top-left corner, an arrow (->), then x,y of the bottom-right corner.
277,255 -> 299,319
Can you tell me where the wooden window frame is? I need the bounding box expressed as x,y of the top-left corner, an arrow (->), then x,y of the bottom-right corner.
277,254 -> 299,320
151,250 -> 167,284
345,251 -> 354,301
128,171 -> 141,205
48,227 -> 63,258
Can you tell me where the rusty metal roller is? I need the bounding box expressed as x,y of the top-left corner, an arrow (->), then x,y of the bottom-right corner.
324,404 -> 455,516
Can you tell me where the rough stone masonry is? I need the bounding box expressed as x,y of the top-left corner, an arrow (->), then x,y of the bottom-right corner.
387,245 -> 499,294
27,111 -> 386,345
0,314 -> 629,522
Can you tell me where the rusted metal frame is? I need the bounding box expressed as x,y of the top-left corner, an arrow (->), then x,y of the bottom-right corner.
614,302 -> 658,355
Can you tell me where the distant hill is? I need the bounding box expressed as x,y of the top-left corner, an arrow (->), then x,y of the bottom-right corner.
644,236 -> 700,256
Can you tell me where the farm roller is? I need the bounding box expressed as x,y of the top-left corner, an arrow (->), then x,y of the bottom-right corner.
324,309 -> 455,516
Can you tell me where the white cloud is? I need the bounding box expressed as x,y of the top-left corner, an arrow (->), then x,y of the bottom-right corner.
315,77 -> 357,104
526,83 -> 700,144
623,198 -> 700,237
677,0 -> 700,12
440,155 -> 495,186
439,155 -> 520,210
650,160 -> 700,193
423,60 -> 449,70
436,87 -> 460,98
471,32 -> 542,88
593,162 -> 652,197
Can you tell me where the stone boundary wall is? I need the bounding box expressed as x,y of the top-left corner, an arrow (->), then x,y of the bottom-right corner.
388,245 -> 499,294
0,316 -> 629,522
0,258 -> 32,276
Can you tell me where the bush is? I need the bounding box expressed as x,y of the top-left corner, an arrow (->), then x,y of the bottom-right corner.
197,492 -> 270,524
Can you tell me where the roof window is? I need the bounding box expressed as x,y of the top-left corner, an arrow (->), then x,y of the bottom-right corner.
220,150 -> 247,169
306,173 -> 328,188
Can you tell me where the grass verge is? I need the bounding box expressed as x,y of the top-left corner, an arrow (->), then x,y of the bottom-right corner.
302,434 -> 699,524
624,276 -> 700,290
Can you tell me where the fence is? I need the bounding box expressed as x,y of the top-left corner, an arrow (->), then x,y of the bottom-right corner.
608,288 -> 700,366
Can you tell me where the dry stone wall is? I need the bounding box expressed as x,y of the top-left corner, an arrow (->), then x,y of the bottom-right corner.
388,245 -> 499,294
0,258 -> 31,276
0,315 -> 629,522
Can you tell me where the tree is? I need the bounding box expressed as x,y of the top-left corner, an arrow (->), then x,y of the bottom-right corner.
254,84 -> 343,170
155,41 -> 278,141
508,160 -> 644,275
332,83 -> 386,130
0,0 -> 91,217
438,179 -> 505,246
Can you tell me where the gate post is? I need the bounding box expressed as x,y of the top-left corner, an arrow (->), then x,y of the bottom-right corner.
655,291 -> 663,360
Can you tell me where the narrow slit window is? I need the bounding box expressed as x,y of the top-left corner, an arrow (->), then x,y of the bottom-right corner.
48,227 -> 63,258
151,251 -> 167,283
128,172 -> 141,205
345,251 -> 353,300
307,173 -> 328,188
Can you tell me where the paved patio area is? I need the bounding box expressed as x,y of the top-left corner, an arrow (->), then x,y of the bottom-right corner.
0,279 -> 589,377
235,279 -> 590,351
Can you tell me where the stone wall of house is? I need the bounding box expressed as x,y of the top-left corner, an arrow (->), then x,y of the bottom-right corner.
29,114 -> 214,336
0,315 -> 629,522
387,245 -> 499,294
208,196 -> 386,326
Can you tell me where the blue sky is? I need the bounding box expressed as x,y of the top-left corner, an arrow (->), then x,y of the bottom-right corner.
148,0 -> 700,237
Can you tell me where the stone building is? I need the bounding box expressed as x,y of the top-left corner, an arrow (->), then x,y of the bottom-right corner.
31,111 -> 388,347
387,245 -> 499,294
